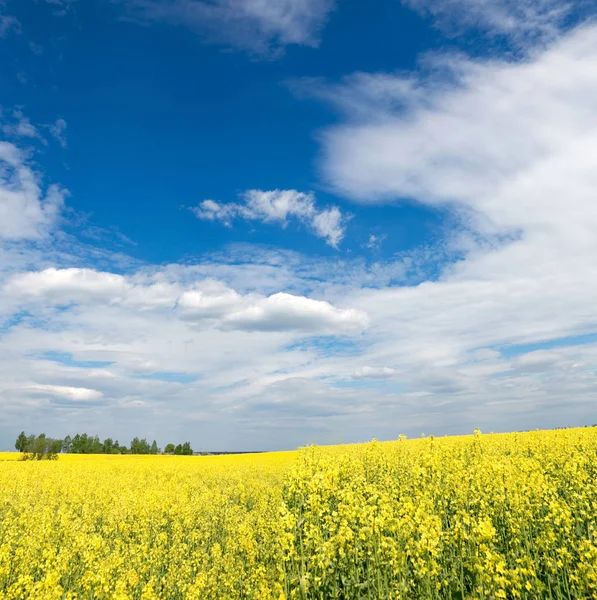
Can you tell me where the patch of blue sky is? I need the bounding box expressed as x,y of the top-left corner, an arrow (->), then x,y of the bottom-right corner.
284,336 -> 367,358
0,310 -> 32,333
37,351 -> 114,369
496,332 -> 597,358
133,372 -> 199,384
5,307 -> 76,335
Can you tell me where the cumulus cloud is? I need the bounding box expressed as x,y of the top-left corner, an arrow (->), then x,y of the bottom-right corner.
2,267 -> 368,334
122,0 -> 335,56
0,142 -> 65,240
192,189 -> 347,247
177,282 -> 243,319
222,292 -> 369,333
5,268 -> 128,303
25,384 -> 104,402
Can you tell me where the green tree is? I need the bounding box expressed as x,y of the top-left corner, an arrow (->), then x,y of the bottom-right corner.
50,438 -> 62,454
91,436 -> 103,454
70,433 -> 88,453
181,441 -> 193,456
102,438 -> 114,454
150,440 -> 159,454
70,433 -> 103,454
15,431 -> 28,453
174,444 -> 183,455
164,443 -> 175,454
129,437 -> 151,454
62,435 -> 72,453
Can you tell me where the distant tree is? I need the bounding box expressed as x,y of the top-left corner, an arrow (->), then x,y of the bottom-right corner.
70,433 -> 82,453
69,433 -> 103,454
49,438 -> 62,454
129,437 -> 151,454
70,433 -> 86,453
15,431 -> 28,453
91,436 -> 103,454
15,430 -> 191,457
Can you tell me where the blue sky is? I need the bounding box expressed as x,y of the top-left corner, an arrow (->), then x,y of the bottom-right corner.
1,0 -> 597,451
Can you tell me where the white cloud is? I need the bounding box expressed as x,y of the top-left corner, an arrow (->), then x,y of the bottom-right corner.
2,111 -> 67,148
1,109 -> 46,143
0,15 -> 21,38
0,142 -> 65,240
222,292 -> 369,333
364,234 -> 386,250
122,0 -> 335,56
177,282 -> 243,319
2,267 -> 368,334
5,268 -> 128,303
4,20 -> 597,449
1,245 -> 597,449
351,366 -> 396,379
402,0 -> 576,44
310,207 -> 345,248
192,189 -> 347,247
321,26 -> 597,219
44,0 -> 77,16
298,22 -> 597,430
48,119 -> 67,148
25,384 -> 104,402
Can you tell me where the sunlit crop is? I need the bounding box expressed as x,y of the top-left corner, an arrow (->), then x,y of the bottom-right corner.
1,428 -> 597,599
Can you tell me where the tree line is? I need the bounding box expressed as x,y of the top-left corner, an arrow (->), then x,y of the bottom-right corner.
15,432 -> 193,460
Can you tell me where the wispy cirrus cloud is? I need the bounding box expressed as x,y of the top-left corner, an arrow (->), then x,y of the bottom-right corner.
402,0 -> 591,45
192,189 -> 347,248
121,0 -> 335,56
1,109 -> 46,144
44,0 -> 77,17
0,14 -> 21,38
48,118 -> 67,148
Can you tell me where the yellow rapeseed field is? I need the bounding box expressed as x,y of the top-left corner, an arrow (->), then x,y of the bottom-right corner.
1,428 -> 597,599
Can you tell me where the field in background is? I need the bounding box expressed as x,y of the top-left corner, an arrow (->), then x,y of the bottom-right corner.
1,428 -> 597,599
0,452 -> 21,461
